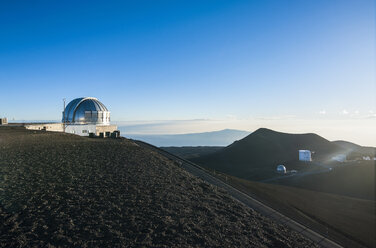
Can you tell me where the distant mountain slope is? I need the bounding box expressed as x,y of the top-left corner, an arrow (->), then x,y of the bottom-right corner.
192,128 -> 344,180
125,129 -> 250,147
333,140 -> 376,157
161,146 -> 224,159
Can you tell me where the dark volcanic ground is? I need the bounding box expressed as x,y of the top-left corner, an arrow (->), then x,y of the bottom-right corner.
0,127 -> 318,247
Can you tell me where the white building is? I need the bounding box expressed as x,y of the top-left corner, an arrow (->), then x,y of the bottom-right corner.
0,117 -> 7,125
299,150 -> 312,162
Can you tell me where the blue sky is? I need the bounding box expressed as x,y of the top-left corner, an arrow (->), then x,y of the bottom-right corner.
0,0 -> 375,144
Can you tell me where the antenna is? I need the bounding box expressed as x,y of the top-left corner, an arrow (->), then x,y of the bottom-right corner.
63,98 -> 66,132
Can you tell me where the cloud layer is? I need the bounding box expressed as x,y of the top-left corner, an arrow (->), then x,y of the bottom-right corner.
115,117 -> 376,147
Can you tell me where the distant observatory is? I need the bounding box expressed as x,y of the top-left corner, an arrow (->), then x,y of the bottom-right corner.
24,97 -> 118,138
299,150 -> 312,162
276,165 -> 286,174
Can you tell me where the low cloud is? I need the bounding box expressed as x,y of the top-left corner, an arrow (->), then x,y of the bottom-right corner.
254,115 -> 296,120
341,109 -> 349,115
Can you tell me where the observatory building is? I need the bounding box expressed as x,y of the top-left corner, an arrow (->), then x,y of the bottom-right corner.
21,97 -> 118,137
62,97 -> 117,137
299,150 -> 312,162
276,165 -> 287,174
63,97 -> 110,125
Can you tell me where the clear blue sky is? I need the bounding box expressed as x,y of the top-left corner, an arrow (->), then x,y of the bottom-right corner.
0,0 -> 374,122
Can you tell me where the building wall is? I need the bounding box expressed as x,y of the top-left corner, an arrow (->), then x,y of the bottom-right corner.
0,118 -> 8,125
65,124 -> 97,136
24,122 -> 117,137
65,124 -> 117,136
25,123 -> 63,132
299,150 -> 312,161
95,125 -> 117,136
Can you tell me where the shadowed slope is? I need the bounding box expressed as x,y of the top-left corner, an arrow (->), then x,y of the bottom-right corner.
161,146 -> 224,159
193,128 -> 344,180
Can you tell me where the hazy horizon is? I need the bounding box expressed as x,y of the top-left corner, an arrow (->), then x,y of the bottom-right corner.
6,117 -> 376,147
119,118 -> 376,147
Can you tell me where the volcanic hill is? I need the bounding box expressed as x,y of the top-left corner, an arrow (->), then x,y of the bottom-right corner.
192,128 -> 345,181
0,127 -> 317,247
333,140 -> 376,158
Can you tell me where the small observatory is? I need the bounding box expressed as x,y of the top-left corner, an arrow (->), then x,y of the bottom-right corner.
299,150 -> 312,162
276,165 -> 287,174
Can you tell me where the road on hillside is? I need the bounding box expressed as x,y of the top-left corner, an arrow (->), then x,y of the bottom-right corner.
133,140 -> 343,248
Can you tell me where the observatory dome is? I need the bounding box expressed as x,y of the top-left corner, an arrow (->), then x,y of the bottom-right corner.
62,97 -> 110,125
276,165 -> 286,174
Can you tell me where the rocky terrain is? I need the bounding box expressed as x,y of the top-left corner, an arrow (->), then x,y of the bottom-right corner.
0,127 -> 318,247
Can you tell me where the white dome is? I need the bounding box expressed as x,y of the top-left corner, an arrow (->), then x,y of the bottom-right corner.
62,97 -> 110,125
276,165 -> 286,174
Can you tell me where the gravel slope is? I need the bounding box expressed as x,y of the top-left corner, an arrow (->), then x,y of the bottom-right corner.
0,127 -> 319,247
